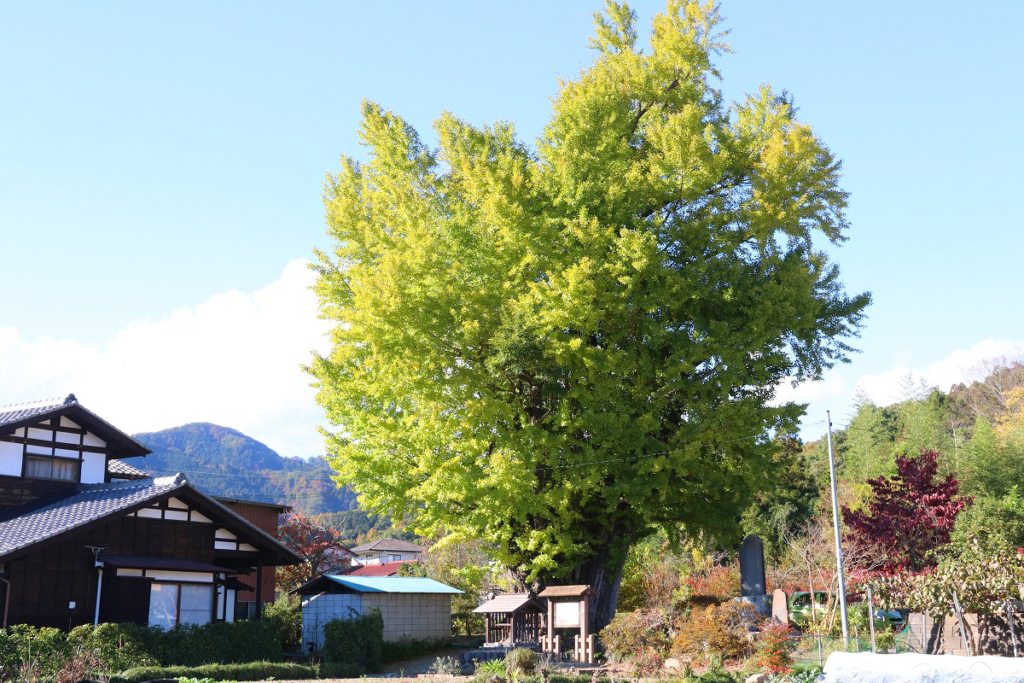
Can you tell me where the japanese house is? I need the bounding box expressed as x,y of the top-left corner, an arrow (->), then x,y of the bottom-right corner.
0,394 -> 300,630
349,538 -> 425,566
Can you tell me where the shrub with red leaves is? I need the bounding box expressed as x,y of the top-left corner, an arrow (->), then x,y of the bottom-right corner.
842,450 -> 972,573
755,619 -> 796,675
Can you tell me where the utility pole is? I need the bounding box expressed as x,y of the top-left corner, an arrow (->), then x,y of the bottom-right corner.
826,410 -> 850,646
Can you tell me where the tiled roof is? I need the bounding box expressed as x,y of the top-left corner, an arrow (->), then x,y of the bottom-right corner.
0,396 -> 72,429
350,538 -> 426,554
347,560 -> 417,577
0,473 -> 301,565
108,459 -> 149,479
0,474 -> 187,561
473,593 -> 542,614
0,394 -> 150,458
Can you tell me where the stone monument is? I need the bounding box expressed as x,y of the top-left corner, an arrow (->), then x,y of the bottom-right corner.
739,534 -> 769,615
772,588 -> 789,623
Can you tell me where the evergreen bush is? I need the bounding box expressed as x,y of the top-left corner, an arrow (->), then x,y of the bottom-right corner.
322,609 -> 384,669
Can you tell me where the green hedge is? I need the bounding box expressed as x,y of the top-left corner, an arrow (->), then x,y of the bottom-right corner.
108,660 -> 362,683
322,610 -> 384,669
0,618 -> 284,682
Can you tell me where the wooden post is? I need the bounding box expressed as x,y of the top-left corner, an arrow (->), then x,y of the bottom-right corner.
485,614 -> 491,644
547,597 -> 554,654
510,612 -> 517,645
255,561 -> 263,620
579,595 -> 590,662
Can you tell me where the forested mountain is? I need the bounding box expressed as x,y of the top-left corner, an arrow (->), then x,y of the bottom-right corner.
126,422 -> 358,513
124,423 -> 425,543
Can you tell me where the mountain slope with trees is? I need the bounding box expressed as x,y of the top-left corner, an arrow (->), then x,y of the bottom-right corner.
125,423 -> 397,542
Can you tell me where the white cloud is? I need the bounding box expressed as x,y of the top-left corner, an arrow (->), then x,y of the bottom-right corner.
0,260 -> 332,458
854,338 -> 1024,407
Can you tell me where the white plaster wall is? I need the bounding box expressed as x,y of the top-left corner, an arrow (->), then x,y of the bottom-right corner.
81,452 -> 105,483
82,432 -> 105,448
0,441 -> 23,476
301,593 -> 363,650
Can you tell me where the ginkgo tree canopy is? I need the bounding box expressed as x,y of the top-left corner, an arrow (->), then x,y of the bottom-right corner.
309,0 -> 869,627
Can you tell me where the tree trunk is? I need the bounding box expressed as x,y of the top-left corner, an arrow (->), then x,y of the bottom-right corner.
508,522 -> 636,633
565,529 -> 635,632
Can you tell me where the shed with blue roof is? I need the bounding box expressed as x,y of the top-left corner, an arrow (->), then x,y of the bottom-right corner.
294,574 -> 462,647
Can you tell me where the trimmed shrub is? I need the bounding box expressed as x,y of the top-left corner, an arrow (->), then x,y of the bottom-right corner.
108,660 -> 361,683
599,608 -> 672,661
504,647 -> 538,675
263,595 -> 303,651
0,618 -> 285,681
322,610 -> 384,669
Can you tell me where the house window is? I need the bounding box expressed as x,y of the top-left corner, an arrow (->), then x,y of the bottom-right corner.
148,583 -> 214,629
389,554 -> 401,562
24,455 -> 80,482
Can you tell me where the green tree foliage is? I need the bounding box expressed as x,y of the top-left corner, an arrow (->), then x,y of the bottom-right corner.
308,0 -> 868,627
741,435 -> 819,560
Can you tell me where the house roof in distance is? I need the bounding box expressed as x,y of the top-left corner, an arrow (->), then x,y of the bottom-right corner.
349,537 -> 426,554
346,560 -> 417,577
0,394 -> 151,458
293,575 -> 461,595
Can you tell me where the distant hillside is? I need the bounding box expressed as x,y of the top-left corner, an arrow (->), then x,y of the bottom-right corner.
126,423 -> 359,514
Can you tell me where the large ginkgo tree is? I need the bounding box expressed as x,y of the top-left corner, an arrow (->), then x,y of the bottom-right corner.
308,0 -> 869,628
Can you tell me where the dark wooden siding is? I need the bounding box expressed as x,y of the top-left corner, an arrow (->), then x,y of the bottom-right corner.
220,501 -> 282,604
5,516 -> 216,629
0,475 -> 77,510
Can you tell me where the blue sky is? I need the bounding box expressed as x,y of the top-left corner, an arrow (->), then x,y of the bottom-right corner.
2,1 -> 1022,456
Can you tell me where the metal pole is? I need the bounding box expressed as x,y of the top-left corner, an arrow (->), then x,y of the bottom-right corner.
1007,596 -> 1018,657
922,611 -> 928,654
93,564 -> 103,626
826,411 -> 850,646
952,591 -> 972,656
867,585 -> 877,653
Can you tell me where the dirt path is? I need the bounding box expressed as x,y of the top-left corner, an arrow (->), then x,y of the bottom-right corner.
380,648 -> 467,676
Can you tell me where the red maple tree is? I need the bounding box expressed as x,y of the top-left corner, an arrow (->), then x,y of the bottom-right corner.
276,511 -> 353,591
842,450 -> 972,573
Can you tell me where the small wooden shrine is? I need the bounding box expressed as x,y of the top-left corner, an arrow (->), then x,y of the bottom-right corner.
537,585 -> 596,664
473,593 -> 544,645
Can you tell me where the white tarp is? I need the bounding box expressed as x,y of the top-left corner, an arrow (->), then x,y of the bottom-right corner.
822,651 -> 1024,682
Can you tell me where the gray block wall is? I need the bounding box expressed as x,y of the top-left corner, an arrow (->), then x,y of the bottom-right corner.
301,592 -> 453,649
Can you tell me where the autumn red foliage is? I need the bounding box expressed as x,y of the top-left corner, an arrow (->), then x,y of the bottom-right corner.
276,511 -> 353,591
842,450 -> 972,573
